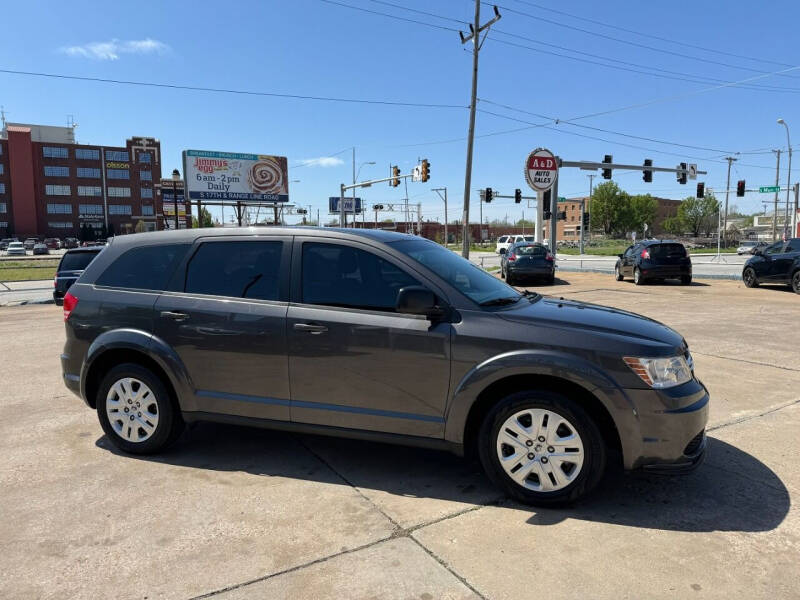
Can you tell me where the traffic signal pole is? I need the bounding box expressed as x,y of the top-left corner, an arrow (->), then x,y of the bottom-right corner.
723,157 -> 737,246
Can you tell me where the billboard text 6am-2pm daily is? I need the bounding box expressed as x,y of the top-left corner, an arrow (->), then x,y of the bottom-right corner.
182,150 -> 289,203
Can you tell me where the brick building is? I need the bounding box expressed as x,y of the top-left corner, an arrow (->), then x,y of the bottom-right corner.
558,196 -> 682,239
0,122 -> 189,239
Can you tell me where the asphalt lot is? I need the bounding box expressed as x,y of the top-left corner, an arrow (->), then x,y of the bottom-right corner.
1,272 -> 798,599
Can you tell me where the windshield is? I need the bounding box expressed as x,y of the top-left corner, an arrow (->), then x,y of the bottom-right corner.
523,236 -> 535,242
390,239 -> 522,305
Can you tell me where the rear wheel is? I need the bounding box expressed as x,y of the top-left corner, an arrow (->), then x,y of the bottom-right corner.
614,264 -> 624,281
96,363 -> 184,454
680,275 -> 692,285
546,273 -> 555,285
634,267 -> 644,285
792,270 -> 800,294
478,391 -> 606,506
743,267 -> 759,288
500,264 -> 505,279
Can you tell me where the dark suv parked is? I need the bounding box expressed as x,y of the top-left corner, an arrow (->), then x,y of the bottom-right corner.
53,247 -> 104,305
742,237 -> 800,294
61,228 -> 708,505
615,240 -> 692,285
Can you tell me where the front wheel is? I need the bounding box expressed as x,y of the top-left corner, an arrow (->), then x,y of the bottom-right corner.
792,270 -> 800,294
478,391 -> 606,506
96,363 -> 184,454
614,264 -> 624,281
743,267 -> 759,288
506,271 -> 515,286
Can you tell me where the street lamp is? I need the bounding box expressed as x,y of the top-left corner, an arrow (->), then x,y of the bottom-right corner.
171,168 -> 180,230
777,119 -> 792,238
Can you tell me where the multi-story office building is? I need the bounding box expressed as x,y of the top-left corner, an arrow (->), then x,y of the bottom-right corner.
0,122 -> 186,238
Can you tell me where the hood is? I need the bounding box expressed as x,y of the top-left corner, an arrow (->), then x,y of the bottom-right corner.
498,296 -> 685,352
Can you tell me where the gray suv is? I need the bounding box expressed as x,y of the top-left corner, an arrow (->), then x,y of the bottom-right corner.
61,227 -> 708,505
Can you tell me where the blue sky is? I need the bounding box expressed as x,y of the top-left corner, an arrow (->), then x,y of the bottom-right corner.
1,0 -> 799,225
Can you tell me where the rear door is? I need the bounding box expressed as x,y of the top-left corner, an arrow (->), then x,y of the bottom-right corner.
154,236 -> 293,421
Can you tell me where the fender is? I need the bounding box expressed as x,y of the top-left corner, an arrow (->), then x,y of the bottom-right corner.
443,349 -> 642,461
81,328 -> 195,411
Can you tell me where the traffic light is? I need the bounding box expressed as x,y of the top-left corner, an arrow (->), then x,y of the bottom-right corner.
582,211 -> 590,228
296,208 -> 307,214
420,159 -> 430,182
372,204 -> 384,210
696,182 -> 705,198
677,162 -> 687,185
542,190 -> 552,220
602,155 -> 613,180
390,166 -> 400,187
737,180 -> 746,197
485,187 -> 493,203
514,188 -> 522,204
643,159 -> 653,183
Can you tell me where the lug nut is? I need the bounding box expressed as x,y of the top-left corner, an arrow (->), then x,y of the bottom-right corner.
541,457 -> 549,464
137,412 -> 141,417
129,415 -> 134,421
525,440 -> 533,447
538,436 -> 545,442
527,453 -> 535,460
547,446 -> 555,453
127,399 -> 132,404
124,407 -> 129,413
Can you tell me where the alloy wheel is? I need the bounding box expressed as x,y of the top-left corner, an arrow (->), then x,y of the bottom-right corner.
106,377 -> 159,443
496,408 -> 585,492
793,271 -> 800,294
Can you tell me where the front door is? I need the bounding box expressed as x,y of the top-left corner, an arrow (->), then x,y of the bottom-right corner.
758,241 -> 787,280
772,239 -> 800,281
287,238 -> 451,437
155,236 -> 293,420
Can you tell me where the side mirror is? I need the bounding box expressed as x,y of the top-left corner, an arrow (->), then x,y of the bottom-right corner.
617,253 -> 624,259
396,286 -> 442,319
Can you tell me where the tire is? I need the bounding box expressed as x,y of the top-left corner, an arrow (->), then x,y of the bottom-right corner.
96,363 -> 184,455
506,271 -> 515,286
500,264 -> 505,279
634,267 -> 644,285
792,270 -> 800,294
546,274 -> 555,285
478,390 -> 606,506
680,275 -> 692,285
614,264 -> 624,281
743,267 -> 759,288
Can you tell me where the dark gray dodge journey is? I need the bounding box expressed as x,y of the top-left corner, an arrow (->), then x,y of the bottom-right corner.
61,227 -> 708,505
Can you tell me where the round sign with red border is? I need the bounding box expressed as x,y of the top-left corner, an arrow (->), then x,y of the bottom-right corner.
524,148 -> 558,192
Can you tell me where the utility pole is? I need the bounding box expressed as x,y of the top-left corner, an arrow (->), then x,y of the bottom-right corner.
579,200 -> 585,255
458,4 -> 501,259
433,187 -> 448,245
587,173 -> 595,241
417,202 -> 422,237
772,149 -> 781,241
352,147 -> 356,229
723,156 -> 737,247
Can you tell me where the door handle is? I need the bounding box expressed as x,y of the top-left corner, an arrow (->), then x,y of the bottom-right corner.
160,310 -> 189,321
293,323 -> 328,334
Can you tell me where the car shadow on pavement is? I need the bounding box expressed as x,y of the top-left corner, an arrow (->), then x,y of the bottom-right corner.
96,429 -> 788,534
524,437 -> 789,533
628,280 -> 710,287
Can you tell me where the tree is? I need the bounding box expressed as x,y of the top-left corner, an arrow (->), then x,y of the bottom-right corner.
515,218 -> 535,229
134,220 -> 147,233
191,207 -> 213,228
590,181 -> 630,236
625,194 -> 658,235
662,216 -> 684,235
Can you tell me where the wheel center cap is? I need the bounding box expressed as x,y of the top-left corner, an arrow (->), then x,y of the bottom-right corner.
535,444 -> 543,452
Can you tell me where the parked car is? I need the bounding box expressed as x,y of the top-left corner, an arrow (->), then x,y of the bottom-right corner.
496,234 -> 535,254
63,238 -> 79,249
737,241 -> 767,255
61,228 -> 708,506
6,241 -> 26,256
23,238 -> 39,250
53,247 -> 104,305
742,238 -> 800,294
500,242 -> 555,285
0,238 -> 15,251
32,243 -> 49,255
44,238 -> 61,250
615,240 -> 692,285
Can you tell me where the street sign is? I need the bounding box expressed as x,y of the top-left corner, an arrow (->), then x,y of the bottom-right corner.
328,197 -> 363,214
411,165 -> 422,182
759,186 -> 780,193
688,164 -> 697,180
524,148 -> 558,192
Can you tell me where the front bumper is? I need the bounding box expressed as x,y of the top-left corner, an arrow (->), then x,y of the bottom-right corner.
620,379 -> 709,472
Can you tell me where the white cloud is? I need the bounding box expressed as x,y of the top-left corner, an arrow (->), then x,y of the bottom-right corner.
298,157 -> 345,168
60,38 -> 169,60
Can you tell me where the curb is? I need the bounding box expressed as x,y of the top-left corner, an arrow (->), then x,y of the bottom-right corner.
555,266 -> 743,281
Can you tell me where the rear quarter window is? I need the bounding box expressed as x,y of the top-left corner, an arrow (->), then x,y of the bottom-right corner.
96,244 -> 189,291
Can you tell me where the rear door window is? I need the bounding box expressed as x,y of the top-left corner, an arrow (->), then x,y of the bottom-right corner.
59,251 -> 99,271
185,241 -> 283,300
96,244 -> 189,291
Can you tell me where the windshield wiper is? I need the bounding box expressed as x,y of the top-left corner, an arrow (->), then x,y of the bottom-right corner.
521,290 -> 541,301
479,296 -> 521,307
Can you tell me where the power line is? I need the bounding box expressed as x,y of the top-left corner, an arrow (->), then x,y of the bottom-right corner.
489,2 -> 800,80
0,68 -> 466,109
318,0 -> 459,31
504,0 -> 795,69
365,0 -> 468,25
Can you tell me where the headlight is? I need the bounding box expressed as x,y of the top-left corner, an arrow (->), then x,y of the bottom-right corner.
623,355 -> 693,389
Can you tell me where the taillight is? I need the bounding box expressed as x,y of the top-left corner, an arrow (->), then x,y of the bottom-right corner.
53,277 -> 57,287
507,253 -> 516,261
640,249 -> 650,259
63,292 -> 78,321
545,252 -> 554,262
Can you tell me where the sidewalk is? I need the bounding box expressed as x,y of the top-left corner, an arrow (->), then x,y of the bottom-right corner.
0,279 -> 55,306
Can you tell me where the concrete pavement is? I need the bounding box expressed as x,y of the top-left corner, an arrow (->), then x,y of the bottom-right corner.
0,279 -> 54,306
0,274 -> 798,599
